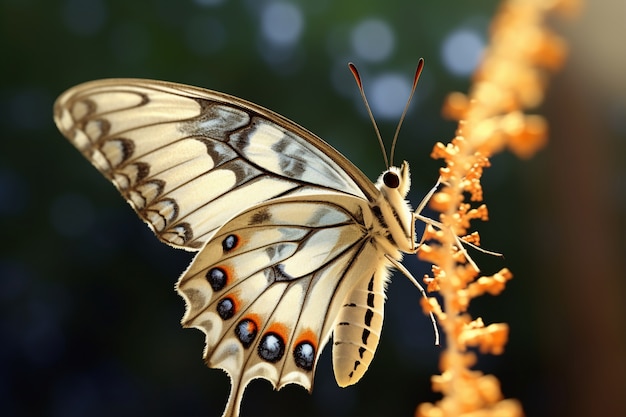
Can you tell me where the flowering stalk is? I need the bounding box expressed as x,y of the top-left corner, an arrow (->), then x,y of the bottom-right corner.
416,1 -> 580,416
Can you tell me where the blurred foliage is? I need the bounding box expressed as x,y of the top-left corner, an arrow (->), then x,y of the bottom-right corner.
1,1 -> 624,417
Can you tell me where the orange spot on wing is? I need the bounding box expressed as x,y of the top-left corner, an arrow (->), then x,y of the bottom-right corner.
243,313 -> 261,329
267,322 -> 289,342
295,328 -> 318,351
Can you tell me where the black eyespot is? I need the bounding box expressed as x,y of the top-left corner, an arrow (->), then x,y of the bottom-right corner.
293,341 -> 315,371
206,267 -> 227,291
217,297 -> 235,320
383,171 -> 400,188
258,332 -> 285,363
222,234 -> 238,252
235,318 -> 258,348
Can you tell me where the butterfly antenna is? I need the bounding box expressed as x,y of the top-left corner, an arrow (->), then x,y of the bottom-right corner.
389,58 -> 425,167
349,63 -> 389,169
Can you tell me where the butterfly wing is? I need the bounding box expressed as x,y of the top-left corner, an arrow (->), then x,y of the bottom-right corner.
53,79 -> 379,250
54,79 -> 404,417
177,192 -> 390,417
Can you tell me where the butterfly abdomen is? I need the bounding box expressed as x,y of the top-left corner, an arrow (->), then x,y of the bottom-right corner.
331,262 -> 390,387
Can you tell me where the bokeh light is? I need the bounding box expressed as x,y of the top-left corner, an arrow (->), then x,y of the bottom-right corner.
260,2 -> 304,48
351,18 -> 395,63
369,72 -> 412,120
440,27 -> 484,77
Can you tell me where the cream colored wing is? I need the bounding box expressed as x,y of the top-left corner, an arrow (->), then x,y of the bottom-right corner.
176,193 -> 392,417
53,78 -> 415,417
53,79 -> 379,250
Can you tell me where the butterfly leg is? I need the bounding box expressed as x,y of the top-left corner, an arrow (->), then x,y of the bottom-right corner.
385,255 -> 440,346
409,176 -> 482,271
414,213 -> 481,272
414,210 -> 504,272
414,176 -> 443,219
412,178 -> 504,270
410,177 -> 443,252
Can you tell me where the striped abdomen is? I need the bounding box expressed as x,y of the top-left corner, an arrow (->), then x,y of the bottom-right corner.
331,262 -> 389,387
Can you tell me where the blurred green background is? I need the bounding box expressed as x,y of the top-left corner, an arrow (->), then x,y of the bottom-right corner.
1,0 -> 624,416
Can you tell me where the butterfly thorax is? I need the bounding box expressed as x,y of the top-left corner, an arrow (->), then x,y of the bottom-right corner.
371,161 -> 415,256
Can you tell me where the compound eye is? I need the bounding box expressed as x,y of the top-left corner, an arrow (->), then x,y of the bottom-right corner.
383,171 -> 400,189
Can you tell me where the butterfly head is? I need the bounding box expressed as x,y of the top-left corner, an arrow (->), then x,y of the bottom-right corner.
378,161 -> 411,199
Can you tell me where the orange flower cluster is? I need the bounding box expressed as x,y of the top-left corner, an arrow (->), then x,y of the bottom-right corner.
416,1 -> 579,416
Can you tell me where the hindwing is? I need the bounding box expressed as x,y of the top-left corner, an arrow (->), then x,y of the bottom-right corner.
176,193 -> 388,416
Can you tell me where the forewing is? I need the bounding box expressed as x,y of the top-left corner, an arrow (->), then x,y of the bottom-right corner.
176,193 -> 383,417
53,79 -> 378,250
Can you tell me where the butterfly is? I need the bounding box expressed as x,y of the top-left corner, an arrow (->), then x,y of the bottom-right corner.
53,59 -> 438,417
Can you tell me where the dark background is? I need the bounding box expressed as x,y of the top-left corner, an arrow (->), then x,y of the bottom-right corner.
1,1 -> 624,416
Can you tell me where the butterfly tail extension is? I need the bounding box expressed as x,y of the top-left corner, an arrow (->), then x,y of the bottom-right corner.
331,260 -> 391,387
221,374 -> 247,417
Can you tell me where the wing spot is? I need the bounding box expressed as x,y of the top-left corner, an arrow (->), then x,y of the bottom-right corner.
216,296 -> 236,320
250,208 -> 271,225
367,293 -> 375,308
206,267 -> 228,291
258,332 -> 285,363
293,341 -> 316,371
235,318 -> 258,349
222,234 -> 239,252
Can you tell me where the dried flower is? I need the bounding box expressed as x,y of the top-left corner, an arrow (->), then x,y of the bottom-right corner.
416,1 -> 579,416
